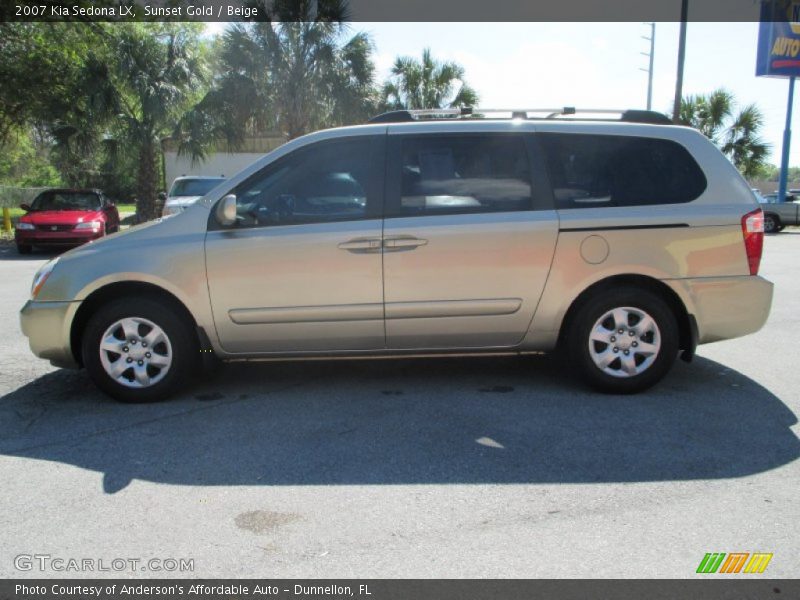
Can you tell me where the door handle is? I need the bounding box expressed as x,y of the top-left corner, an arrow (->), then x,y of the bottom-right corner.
338,237 -> 382,253
383,235 -> 428,251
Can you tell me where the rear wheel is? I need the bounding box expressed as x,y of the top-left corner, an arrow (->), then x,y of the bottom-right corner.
567,287 -> 679,394
82,297 -> 198,402
17,244 -> 32,254
764,213 -> 781,234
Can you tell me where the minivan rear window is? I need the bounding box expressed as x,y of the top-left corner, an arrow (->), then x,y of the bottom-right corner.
538,133 -> 707,208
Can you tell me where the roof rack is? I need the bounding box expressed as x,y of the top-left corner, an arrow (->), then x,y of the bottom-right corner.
368,107 -> 673,125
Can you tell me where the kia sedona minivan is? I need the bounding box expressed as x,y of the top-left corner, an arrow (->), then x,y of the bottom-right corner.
21,108 -> 773,402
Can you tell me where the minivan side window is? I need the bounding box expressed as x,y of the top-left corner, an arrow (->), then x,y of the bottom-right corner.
389,134 -> 533,217
224,137 -> 379,229
538,133 -> 707,208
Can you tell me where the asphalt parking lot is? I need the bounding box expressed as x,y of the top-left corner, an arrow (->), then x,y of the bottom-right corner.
0,234 -> 798,578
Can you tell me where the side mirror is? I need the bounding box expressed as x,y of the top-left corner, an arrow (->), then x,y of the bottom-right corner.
215,194 -> 237,226
20,203 -> 31,212
157,191 -> 167,201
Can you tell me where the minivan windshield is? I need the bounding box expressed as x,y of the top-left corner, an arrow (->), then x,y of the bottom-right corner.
30,191 -> 101,211
169,178 -> 225,197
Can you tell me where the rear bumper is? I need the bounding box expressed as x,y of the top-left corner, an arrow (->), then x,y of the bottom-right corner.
19,299 -> 81,369
665,275 -> 774,344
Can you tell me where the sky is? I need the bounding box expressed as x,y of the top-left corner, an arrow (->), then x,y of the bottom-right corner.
204,22 -> 800,168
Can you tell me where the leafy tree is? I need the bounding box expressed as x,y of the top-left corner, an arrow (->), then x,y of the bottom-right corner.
0,23 -> 143,200
677,88 -> 770,179
0,126 -> 62,187
192,0 -> 377,142
0,23 -> 97,148
381,48 -> 478,111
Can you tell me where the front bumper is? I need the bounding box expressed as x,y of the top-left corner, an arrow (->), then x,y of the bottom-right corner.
666,275 -> 774,344
15,228 -> 103,247
20,299 -> 81,368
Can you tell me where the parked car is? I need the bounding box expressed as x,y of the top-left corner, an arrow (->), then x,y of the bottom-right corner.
758,193 -> 800,233
161,176 -> 226,217
762,192 -> 779,203
20,108 -> 773,402
15,188 -> 120,254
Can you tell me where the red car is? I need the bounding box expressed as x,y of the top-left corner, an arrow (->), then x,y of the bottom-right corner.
15,189 -> 120,254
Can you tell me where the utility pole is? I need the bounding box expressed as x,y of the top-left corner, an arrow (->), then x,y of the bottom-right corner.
640,22 -> 655,110
672,0 -> 689,122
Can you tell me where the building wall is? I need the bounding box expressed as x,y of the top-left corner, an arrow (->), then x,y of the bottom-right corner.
162,136 -> 286,191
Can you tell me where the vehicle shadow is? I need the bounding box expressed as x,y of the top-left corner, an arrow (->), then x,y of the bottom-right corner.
0,244 -> 61,261
0,354 -> 797,493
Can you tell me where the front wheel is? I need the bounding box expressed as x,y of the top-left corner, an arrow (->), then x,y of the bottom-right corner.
567,287 -> 679,394
82,297 -> 198,402
17,244 -> 32,254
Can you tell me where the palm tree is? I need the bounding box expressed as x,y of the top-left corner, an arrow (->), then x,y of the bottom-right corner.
722,104 -> 770,179
196,1 -> 377,141
381,48 -> 478,111
73,24 -> 208,221
678,89 -> 733,142
677,88 -> 769,179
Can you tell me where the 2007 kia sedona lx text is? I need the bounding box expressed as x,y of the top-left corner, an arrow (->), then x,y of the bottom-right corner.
20,108 -> 773,402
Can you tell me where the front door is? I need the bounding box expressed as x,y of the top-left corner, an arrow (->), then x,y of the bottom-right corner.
205,135 -> 386,354
382,131 -> 559,349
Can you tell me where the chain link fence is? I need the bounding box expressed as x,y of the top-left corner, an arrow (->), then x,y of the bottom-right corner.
0,186 -> 50,233
0,185 -> 48,209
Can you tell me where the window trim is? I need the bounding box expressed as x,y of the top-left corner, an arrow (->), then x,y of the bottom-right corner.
207,134 -> 386,232
383,132 -> 553,220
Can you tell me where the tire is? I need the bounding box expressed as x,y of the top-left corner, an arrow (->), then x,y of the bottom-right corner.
17,244 -> 32,254
567,286 -> 679,394
764,213 -> 781,234
81,297 -> 198,403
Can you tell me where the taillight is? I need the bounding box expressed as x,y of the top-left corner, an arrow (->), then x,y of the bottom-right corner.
741,208 -> 764,276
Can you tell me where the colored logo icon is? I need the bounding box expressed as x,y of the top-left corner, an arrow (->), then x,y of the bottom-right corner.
696,553 -> 773,574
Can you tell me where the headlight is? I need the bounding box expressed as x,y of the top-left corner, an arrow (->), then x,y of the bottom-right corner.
31,257 -> 59,299
16,222 -> 35,230
75,221 -> 102,231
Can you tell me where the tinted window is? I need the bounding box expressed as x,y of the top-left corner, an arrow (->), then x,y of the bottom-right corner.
229,138 -> 376,229
30,191 -> 101,211
170,178 -> 226,197
393,135 -> 532,216
538,133 -> 707,208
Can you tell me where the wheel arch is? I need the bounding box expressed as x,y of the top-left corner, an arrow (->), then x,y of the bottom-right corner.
70,281 -> 200,367
557,274 -> 693,352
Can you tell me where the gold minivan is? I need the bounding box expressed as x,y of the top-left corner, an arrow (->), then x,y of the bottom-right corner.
20,109 -> 773,402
